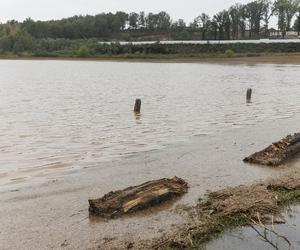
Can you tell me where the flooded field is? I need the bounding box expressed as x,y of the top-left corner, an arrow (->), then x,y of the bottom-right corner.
1,60 -> 300,188
1,60 -> 300,250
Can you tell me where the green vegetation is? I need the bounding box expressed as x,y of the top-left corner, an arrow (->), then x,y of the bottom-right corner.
75,45 -> 95,57
1,0 -> 300,41
0,0 -> 300,57
225,49 -> 235,57
271,187 -> 300,206
1,38 -> 300,59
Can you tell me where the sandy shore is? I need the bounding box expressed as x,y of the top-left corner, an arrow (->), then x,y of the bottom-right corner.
1,53 -> 300,65
1,113 -> 300,250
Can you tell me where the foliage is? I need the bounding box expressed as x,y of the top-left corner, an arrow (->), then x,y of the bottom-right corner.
1,1 -> 300,43
2,36 -> 300,56
76,45 -> 94,57
273,0 -> 300,35
225,49 -> 235,57
1,0 -> 300,55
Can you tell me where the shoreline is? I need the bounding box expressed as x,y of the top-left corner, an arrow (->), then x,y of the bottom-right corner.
134,171 -> 300,249
1,52 -> 300,64
2,114 -> 300,250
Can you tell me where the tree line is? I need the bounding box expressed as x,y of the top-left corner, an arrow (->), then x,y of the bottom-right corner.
1,0 -> 300,54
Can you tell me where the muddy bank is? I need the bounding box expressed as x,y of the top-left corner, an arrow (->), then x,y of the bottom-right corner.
132,172 -> 300,250
1,53 -> 300,65
1,115 -> 300,250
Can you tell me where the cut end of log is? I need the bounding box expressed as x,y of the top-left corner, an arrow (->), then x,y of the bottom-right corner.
243,133 -> 300,167
88,177 -> 188,218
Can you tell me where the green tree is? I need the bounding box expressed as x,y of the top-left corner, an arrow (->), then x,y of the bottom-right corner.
145,13 -> 157,30
245,1 -> 267,38
129,12 -> 139,29
115,12 -> 128,30
193,13 -> 211,40
157,12 -> 172,30
262,0 -> 274,37
172,19 -> 186,30
213,10 -> 231,40
229,4 -> 242,39
274,0 -> 300,36
138,12 -> 146,29
294,13 -> 300,33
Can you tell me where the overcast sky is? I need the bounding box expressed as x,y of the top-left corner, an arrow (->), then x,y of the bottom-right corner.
0,0 -> 254,23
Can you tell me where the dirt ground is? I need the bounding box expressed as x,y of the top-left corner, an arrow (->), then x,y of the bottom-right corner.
1,52 -> 300,65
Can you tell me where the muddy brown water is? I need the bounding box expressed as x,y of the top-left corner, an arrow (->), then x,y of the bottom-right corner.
205,205 -> 300,250
1,60 -> 300,249
1,60 -> 300,189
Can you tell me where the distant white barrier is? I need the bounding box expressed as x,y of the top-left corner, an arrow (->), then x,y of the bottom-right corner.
98,39 -> 300,46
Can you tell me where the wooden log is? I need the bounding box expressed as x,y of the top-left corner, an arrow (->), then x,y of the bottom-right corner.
243,133 -> 300,166
134,99 -> 141,113
246,88 -> 252,102
89,177 -> 188,218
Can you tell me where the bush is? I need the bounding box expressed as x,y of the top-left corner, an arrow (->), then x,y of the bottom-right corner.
76,45 -> 94,57
224,49 -> 235,58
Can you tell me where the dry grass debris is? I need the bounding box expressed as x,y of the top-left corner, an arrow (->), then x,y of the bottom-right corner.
141,172 -> 300,249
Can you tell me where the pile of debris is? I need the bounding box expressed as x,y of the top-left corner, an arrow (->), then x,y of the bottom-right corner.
136,172 -> 300,250
88,133 -> 300,249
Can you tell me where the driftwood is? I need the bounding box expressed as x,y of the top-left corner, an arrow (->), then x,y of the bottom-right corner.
89,177 -> 188,218
244,133 -> 300,166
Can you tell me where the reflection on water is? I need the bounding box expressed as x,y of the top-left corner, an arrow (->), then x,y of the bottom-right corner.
205,206 -> 300,250
0,60 -> 300,185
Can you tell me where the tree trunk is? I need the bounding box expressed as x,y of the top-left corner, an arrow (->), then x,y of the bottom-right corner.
89,177 -> 188,218
244,133 -> 300,166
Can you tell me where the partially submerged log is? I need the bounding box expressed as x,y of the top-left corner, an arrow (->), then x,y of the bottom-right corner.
244,133 -> 300,166
89,177 -> 188,218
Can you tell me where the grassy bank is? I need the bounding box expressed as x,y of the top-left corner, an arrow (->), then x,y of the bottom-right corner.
2,40 -> 300,61
123,172 -> 300,250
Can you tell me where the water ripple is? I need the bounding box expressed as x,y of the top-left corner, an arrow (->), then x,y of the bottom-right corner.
0,60 -> 299,185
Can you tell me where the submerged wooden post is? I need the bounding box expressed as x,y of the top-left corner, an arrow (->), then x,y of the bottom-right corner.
246,88 -> 252,102
134,99 -> 141,113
